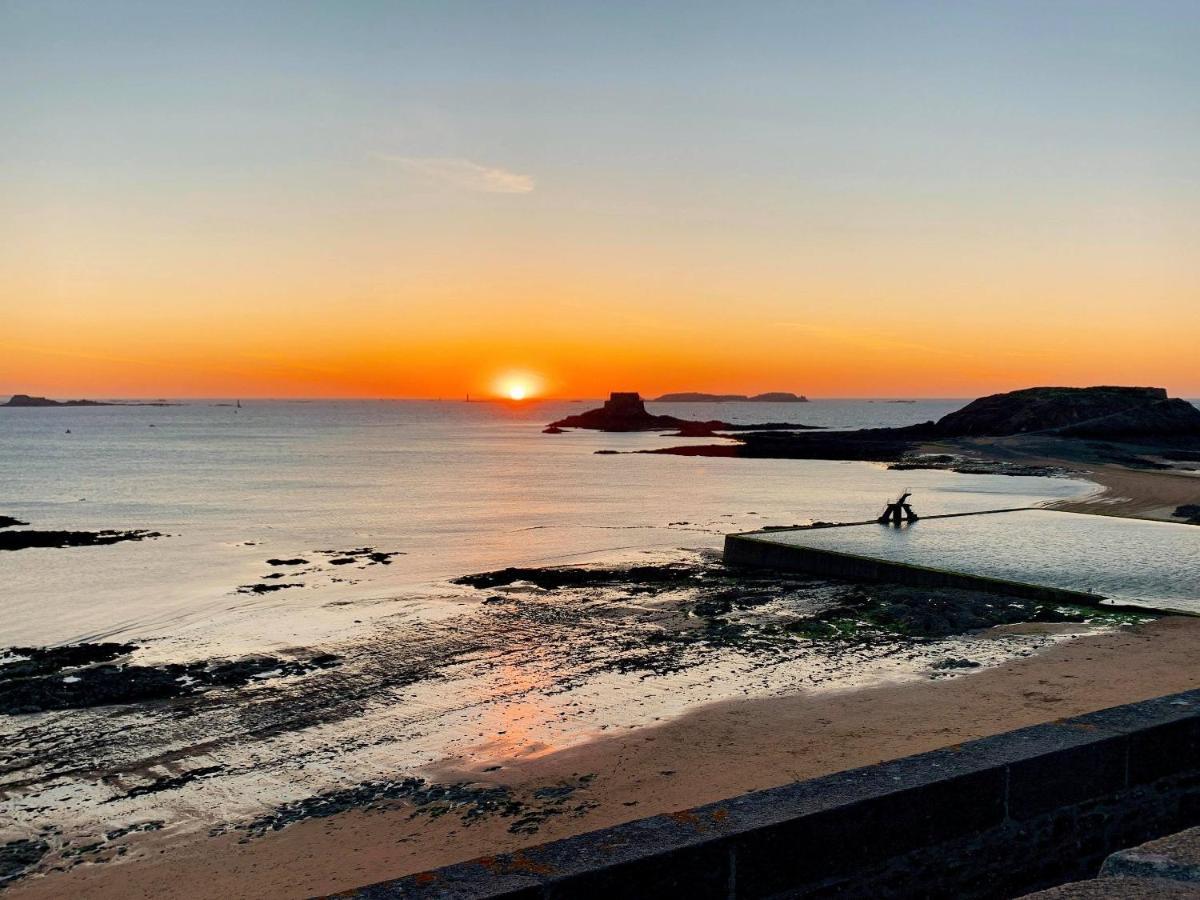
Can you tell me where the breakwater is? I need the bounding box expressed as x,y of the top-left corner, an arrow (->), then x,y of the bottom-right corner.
722,529 -> 1102,606
346,690 -> 1200,898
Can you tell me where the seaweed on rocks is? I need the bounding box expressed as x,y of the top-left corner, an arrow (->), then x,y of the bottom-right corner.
117,766 -> 226,800
242,774 -> 597,838
0,839 -> 49,886
0,644 -> 342,715
785,585 -> 1120,643
0,643 -> 137,680
453,564 -> 703,591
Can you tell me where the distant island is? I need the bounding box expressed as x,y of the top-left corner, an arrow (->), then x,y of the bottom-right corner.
654,392 -> 808,402
2,394 -> 179,408
547,392 -> 818,434
3,394 -> 110,407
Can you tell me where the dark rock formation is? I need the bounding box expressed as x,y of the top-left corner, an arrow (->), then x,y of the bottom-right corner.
237,582 -> 304,594
0,529 -> 162,551
654,392 -> 808,402
650,386 -> 1200,464
0,516 -> 29,529
0,643 -> 341,715
2,394 -> 107,407
2,394 -> 179,408
933,386 -> 1200,438
649,425 -> 929,461
1,839 -> 48,887
548,393 -> 817,433
1173,505 -> 1200,525
317,547 -> 402,566
552,392 -> 687,431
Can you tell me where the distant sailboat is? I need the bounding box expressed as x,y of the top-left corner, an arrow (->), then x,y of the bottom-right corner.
465,393 -> 471,403
235,399 -> 241,412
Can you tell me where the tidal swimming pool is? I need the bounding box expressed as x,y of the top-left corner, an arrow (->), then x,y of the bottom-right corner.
749,509 -> 1200,612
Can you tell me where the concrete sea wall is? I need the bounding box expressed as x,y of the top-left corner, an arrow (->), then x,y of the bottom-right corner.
722,531 -> 1105,606
347,690 -> 1200,898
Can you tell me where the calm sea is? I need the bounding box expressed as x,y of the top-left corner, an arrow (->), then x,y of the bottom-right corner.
0,398 -> 1129,859
1,398 -> 1093,652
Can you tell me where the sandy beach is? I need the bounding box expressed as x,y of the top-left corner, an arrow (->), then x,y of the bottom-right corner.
1051,464 -> 1200,522
934,436 -> 1200,524
10,614 -> 1198,900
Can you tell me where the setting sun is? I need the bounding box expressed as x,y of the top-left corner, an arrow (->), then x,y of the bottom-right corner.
494,371 -> 543,401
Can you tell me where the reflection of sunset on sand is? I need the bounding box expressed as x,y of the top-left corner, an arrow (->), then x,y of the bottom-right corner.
466,669 -> 560,763
4,2 -> 1199,897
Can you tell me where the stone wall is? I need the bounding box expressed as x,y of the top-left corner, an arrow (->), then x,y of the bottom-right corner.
347,690 -> 1200,899
723,532 -> 1105,606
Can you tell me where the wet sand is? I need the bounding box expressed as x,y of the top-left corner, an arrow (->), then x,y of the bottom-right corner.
1050,464 -> 1200,523
12,616 -> 1199,900
929,437 -> 1200,524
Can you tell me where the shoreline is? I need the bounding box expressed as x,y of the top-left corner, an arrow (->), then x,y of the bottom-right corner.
4,449 -> 1196,898
11,616 -> 1200,900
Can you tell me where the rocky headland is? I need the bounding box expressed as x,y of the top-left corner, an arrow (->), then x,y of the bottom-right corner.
547,392 -> 818,433
646,386 -> 1200,475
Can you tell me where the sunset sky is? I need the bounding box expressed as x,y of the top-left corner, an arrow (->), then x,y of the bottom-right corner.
4,1 -> 1198,399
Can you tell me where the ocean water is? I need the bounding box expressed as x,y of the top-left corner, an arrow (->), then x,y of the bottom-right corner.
1,398 -> 1093,651
753,510 -> 1200,611
1,399 -> 1112,868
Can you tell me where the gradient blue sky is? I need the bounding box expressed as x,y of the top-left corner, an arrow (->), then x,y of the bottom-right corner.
3,1 -> 1198,397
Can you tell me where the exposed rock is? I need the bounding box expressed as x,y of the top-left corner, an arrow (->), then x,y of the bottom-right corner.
1173,505 -> 1200,525
0,839 -> 49,886
0,644 -> 342,715
548,392 -> 817,433
265,558 -> 309,566
454,564 -> 702,591
237,582 -> 304,594
317,548 -> 402,566
654,392 -> 808,402
789,585 -> 1092,641
931,657 -> 981,670
650,386 -> 1200,464
0,516 -> 29,529
0,643 -> 136,680
0,529 -> 163,551
934,386 -> 1200,438
650,426 -> 926,461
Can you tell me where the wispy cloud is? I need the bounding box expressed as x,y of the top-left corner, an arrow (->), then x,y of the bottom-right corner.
380,156 -> 534,194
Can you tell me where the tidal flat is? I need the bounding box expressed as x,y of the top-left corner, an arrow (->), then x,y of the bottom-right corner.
0,552 -> 1161,893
